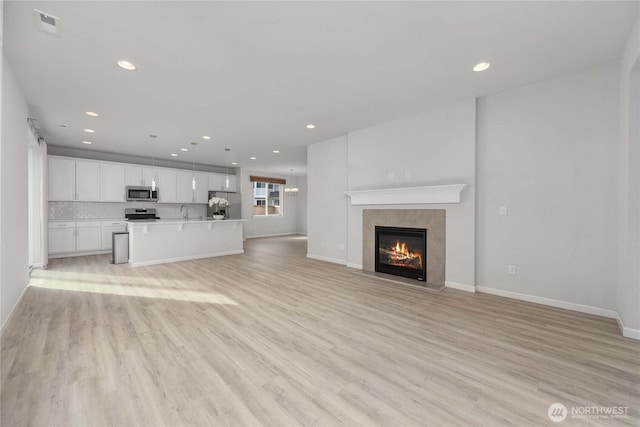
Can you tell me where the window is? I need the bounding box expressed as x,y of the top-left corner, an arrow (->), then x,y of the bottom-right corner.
250,176 -> 285,216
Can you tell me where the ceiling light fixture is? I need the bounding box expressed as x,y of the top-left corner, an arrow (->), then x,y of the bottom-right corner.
83,128 -> 95,133
181,148 -> 188,152
85,111 -> 99,117
273,150 -> 280,154
306,124 -> 315,129
82,141 -> 92,145
250,156 -> 257,160
202,136 -> 211,140
58,124 -> 67,128
170,153 -> 178,157
117,60 -> 136,71
284,169 -> 299,195
150,135 -> 157,191
191,142 -> 198,191
473,62 -> 491,72
231,162 -> 238,166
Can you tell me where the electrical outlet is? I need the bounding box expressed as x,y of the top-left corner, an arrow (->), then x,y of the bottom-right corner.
508,265 -> 517,275
499,206 -> 508,216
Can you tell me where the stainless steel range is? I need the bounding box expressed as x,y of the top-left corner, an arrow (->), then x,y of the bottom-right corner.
125,208 -> 160,222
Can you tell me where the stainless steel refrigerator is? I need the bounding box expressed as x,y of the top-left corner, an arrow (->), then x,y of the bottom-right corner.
207,191 -> 242,219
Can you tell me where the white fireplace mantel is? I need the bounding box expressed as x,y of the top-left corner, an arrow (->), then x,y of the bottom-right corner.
344,184 -> 466,205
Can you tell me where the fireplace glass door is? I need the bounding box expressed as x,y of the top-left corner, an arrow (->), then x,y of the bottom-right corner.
375,226 -> 427,281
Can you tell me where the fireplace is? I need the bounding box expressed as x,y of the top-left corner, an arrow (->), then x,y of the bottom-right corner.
375,226 -> 427,281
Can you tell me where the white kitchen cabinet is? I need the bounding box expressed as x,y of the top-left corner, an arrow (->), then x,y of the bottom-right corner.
75,160 -> 101,201
125,165 -> 156,187
48,222 -> 76,254
76,221 -> 102,251
194,172 -> 209,203
49,157 -> 76,201
176,170 -> 195,203
101,221 -> 128,250
101,163 -> 126,202
156,168 -> 177,203
209,173 -> 237,192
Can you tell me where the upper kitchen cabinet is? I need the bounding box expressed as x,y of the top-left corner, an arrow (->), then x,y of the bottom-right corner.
194,172 -> 209,203
176,170 -> 195,203
125,165 -> 156,187
49,156 -> 76,201
156,168 -> 177,203
75,160 -> 101,201
49,156 -> 100,201
100,163 -> 126,202
209,173 -> 237,192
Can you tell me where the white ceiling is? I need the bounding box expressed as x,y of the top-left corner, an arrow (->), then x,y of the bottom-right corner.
4,1 -> 638,175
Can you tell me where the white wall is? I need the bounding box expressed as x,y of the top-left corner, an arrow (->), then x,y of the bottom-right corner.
476,63 -> 620,312
345,100 -> 476,286
1,57 -> 30,328
296,175 -> 308,234
240,168 -> 300,238
616,18 -> 640,336
307,100 -> 477,286
307,136 -> 348,264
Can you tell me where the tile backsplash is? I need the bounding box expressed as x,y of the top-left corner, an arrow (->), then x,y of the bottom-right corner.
49,202 -> 208,221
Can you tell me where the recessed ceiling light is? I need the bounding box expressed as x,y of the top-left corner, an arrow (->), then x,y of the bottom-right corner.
231,162 -> 238,165
170,153 -> 178,157
272,150 -> 280,154
306,124 -> 316,129
225,148 -> 231,152
181,148 -> 188,152
83,128 -> 95,133
117,60 -> 136,71
202,136 -> 211,140
149,134 -> 158,138
85,111 -> 99,117
473,62 -> 491,72
58,124 -> 67,128
82,141 -> 92,145
250,156 -> 257,160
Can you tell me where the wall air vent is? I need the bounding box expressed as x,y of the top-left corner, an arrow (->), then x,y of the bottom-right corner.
33,9 -> 61,36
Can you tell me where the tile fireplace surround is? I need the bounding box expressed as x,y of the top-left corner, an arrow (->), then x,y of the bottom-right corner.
363,209 -> 445,286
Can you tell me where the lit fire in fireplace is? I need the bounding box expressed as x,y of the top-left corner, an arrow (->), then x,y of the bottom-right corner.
381,241 -> 423,269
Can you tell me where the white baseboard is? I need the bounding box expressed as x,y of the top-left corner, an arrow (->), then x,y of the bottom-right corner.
476,286 -> 619,319
445,281 -> 476,293
306,254 -> 346,266
614,312 -> 640,340
130,250 -> 244,267
1,281 -> 30,335
245,232 -> 297,239
346,263 -> 363,269
49,249 -> 111,259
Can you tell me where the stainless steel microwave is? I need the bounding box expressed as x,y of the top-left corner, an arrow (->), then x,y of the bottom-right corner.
126,186 -> 158,202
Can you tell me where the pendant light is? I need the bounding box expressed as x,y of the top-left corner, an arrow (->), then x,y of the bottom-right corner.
225,167 -> 230,189
191,142 -> 197,191
150,134 -> 157,191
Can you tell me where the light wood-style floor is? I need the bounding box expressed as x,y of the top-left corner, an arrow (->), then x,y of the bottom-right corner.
2,236 -> 639,426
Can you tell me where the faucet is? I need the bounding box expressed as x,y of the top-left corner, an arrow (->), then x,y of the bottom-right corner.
180,204 -> 188,221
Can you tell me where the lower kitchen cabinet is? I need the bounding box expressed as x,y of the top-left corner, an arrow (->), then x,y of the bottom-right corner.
48,221 -> 106,256
101,221 -> 128,250
48,222 -> 76,254
76,222 -> 102,252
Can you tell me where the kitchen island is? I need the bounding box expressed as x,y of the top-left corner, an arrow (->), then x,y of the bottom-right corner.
127,219 -> 246,267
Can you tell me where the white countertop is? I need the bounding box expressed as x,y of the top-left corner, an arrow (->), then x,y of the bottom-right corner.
127,218 -> 247,226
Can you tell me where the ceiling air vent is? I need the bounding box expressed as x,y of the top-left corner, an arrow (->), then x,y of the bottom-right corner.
33,9 -> 61,36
